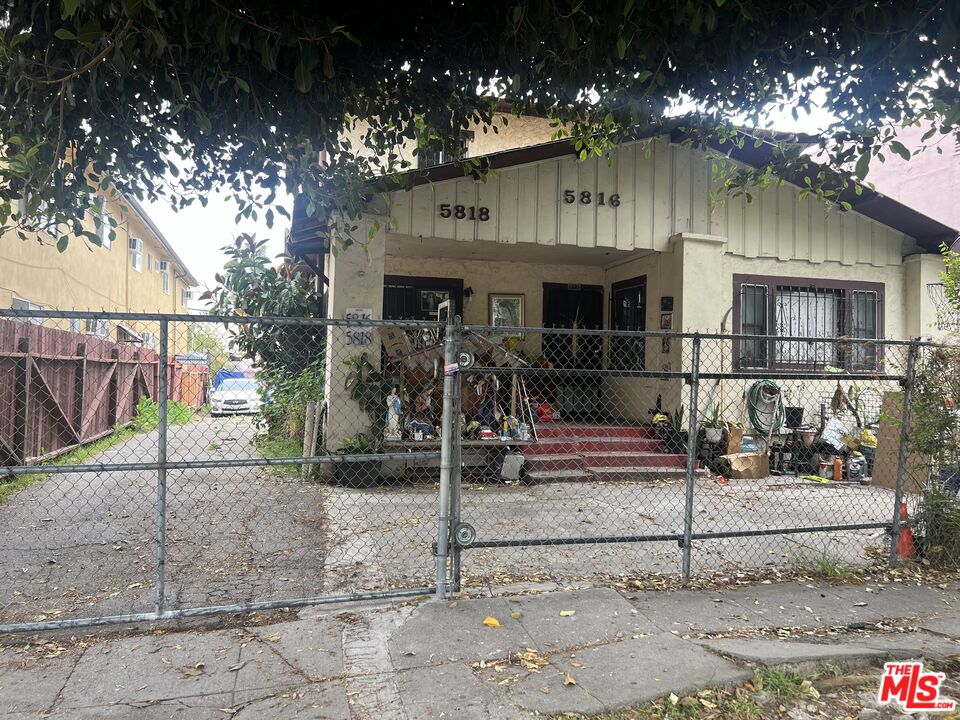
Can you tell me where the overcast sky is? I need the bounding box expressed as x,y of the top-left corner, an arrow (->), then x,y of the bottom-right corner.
144,190 -> 292,294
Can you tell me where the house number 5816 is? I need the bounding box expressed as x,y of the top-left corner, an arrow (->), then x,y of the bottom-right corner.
562,190 -> 620,207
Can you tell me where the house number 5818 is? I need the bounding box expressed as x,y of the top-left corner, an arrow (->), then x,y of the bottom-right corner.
438,204 -> 490,221
562,190 -> 620,207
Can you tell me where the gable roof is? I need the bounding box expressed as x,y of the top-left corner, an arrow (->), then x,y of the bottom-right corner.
125,196 -> 200,286
368,122 -> 958,252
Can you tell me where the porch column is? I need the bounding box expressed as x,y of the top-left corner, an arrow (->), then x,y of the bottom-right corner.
903,252 -> 945,339
323,217 -> 387,452
669,233 -> 726,333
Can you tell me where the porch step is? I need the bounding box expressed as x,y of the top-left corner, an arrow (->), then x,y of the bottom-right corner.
534,424 -> 657,440
523,468 -> 595,483
522,454 -> 587,473
522,437 -> 663,455
582,451 -> 687,469
588,466 -> 703,481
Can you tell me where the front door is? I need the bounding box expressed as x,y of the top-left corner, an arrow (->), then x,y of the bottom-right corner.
611,276 -> 646,370
542,283 -> 604,368
542,283 -> 604,419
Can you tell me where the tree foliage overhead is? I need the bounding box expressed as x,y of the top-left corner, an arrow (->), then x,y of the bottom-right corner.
2,0 -> 959,250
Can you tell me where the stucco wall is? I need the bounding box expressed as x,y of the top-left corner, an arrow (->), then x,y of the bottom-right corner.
865,124 -> 960,233
0,194 -> 193,351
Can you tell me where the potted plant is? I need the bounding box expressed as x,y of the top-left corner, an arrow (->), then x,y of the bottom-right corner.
703,404 -> 725,444
664,406 -> 687,454
336,354 -> 393,487
334,432 -> 382,488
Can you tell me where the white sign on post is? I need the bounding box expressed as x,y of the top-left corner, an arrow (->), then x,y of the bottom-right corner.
345,308 -> 373,346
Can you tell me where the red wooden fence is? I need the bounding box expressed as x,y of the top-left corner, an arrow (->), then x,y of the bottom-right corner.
0,318 -> 208,465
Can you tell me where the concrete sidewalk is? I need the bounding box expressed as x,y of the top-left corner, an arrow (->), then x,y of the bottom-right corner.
1,579 -> 958,719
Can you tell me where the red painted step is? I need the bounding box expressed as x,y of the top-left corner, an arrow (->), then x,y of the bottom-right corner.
582,451 -> 687,468
522,454 -> 587,473
533,424 -> 657,439
522,437 -> 664,455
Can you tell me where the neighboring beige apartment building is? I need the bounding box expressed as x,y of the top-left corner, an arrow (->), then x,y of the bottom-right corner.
287,114 -> 960,446
0,193 -> 199,352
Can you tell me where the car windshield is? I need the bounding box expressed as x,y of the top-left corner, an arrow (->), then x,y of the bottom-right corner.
219,379 -> 258,392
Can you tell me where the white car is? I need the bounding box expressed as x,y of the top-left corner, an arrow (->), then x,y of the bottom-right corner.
210,378 -> 261,416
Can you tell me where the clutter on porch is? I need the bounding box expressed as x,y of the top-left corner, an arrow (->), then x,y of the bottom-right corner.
697,376 -> 880,484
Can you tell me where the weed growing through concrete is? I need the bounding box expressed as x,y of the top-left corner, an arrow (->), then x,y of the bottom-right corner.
792,552 -> 859,582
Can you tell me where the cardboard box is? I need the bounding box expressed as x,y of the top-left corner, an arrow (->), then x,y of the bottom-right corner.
718,452 -> 770,479
724,427 -> 744,455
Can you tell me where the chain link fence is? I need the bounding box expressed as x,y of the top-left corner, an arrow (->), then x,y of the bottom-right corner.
1,308 -> 958,632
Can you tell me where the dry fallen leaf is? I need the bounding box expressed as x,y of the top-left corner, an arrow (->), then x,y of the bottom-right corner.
511,611 -> 522,620
559,610 -> 576,617
668,693 -> 679,706
563,674 -> 576,686
178,665 -> 203,677
482,616 -> 501,628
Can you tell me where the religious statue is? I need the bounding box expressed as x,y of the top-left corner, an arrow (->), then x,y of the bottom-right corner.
385,386 -> 402,440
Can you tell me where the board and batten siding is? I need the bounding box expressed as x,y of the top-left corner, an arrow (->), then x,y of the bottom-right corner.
387,137 -> 907,267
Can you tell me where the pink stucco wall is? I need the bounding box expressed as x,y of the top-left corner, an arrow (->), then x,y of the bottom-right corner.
866,125 -> 960,235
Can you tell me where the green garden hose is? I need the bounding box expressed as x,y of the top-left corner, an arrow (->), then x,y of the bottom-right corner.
747,379 -> 785,436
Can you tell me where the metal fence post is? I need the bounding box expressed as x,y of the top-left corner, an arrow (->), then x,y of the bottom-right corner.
435,313 -> 458,598
155,318 -> 169,613
449,318 -> 464,593
681,334 -> 702,585
889,339 -> 919,567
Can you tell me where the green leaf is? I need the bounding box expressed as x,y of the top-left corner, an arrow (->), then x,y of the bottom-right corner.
889,140 -> 911,161
235,77 -> 250,93
56,235 -> 69,252
54,28 -> 77,40
295,61 -> 313,92
616,36 -> 626,59
854,152 -> 870,180
322,49 -> 334,79
61,0 -> 80,18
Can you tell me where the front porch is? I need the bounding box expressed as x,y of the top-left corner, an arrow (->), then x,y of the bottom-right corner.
322,226 -> 725,448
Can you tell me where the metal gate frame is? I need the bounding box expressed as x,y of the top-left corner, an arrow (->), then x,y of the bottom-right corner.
436,320 -> 922,594
0,309 -> 440,633
0,308 -> 926,632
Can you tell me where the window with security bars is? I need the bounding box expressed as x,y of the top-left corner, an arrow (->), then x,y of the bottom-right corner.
734,275 -> 882,370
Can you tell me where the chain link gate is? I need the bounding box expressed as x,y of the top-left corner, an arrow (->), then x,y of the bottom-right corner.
438,322 -> 926,594
0,307 -> 944,632
0,309 -> 442,632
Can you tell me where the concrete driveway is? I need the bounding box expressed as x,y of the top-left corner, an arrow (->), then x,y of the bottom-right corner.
0,415 -> 896,625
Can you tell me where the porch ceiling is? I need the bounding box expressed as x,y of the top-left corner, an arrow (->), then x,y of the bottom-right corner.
385,233 -> 636,266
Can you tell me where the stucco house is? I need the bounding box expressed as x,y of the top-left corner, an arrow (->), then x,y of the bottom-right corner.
0,193 -> 199,352
288,118 -> 958,447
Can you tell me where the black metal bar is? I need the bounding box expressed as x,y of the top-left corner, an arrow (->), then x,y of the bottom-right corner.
467,522 -> 890,550
469,533 -> 686,548
689,522 -> 889,541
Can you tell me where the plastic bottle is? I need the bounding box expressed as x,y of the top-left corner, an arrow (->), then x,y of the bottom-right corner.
833,456 -> 843,482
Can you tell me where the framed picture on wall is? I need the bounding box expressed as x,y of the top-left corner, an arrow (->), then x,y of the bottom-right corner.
419,289 -> 449,314
489,293 -> 524,329
660,312 -> 673,330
